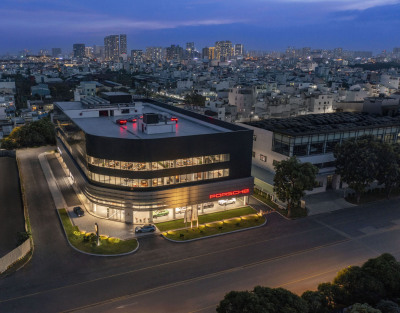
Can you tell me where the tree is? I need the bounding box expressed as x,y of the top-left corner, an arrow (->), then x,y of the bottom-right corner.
184,92 -> 206,107
362,253 -> 400,299
348,303 -> 382,313
375,142 -> 400,198
376,300 -> 400,313
273,156 -> 318,217
333,266 -> 385,306
216,290 -> 267,313
301,291 -> 329,313
334,135 -> 379,203
217,286 -> 308,313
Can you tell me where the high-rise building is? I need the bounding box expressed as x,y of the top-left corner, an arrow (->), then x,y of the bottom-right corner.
131,50 -> 143,63
93,45 -> 104,59
202,47 -> 209,59
120,34 -> 127,55
85,47 -> 93,58
215,41 -> 232,61
166,45 -> 183,61
73,44 -> 85,58
52,48 -> 62,58
234,44 -> 244,57
208,47 -> 216,60
186,42 -> 195,59
39,49 -> 49,56
145,47 -> 163,61
104,35 -> 119,61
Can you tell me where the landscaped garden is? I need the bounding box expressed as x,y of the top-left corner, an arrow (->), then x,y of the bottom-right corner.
155,206 -> 257,231
253,189 -> 308,218
162,214 -> 265,241
58,209 -> 138,255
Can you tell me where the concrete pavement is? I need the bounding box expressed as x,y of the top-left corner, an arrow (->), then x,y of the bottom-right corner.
304,189 -> 356,215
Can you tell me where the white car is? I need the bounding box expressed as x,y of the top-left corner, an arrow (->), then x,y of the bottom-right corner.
218,198 -> 236,206
176,207 -> 186,214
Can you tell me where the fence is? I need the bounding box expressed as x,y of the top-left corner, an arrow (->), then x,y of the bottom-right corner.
0,239 -> 31,273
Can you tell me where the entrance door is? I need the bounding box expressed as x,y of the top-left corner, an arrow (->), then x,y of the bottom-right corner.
326,175 -> 333,190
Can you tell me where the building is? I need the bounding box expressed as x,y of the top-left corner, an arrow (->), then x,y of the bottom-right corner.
104,35 -> 119,61
215,41 -> 232,61
53,99 -> 253,224
243,112 -> 400,194
85,47 -> 93,58
228,85 -> 257,118
119,34 -> 127,55
73,44 -> 85,58
145,47 -> 163,61
234,44 -> 244,57
52,48 -> 62,58
131,50 -> 144,63
186,42 -> 195,59
166,45 -> 183,61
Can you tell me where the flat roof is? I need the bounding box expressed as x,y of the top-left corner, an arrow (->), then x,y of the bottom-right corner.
56,101 -> 236,139
245,112 -> 400,136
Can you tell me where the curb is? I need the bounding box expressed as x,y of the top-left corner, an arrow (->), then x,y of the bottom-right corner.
56,209 -> 140,257
161,216 -> 267,243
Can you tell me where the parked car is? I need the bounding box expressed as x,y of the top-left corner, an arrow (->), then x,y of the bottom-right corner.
203,202 -> 215,209
218,198 -> 236,206
135,224 -> 156,233
153,209 -> 169,218
73,206 -> 85,217
176,207 -> 186,214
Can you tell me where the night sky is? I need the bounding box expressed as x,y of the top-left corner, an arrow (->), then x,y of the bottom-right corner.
1,0 -> 400,54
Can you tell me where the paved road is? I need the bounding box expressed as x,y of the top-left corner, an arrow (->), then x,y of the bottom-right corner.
1,147 -> 400,313
0,156 -> 25,257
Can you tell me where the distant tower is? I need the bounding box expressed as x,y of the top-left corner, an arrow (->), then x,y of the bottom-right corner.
120,34 -> 127,55
186,42 -> 195,59
104,35 -> 120,61
215,41 -> 232,61
73,44 -> 85,58
234,44 -> 244,57
52,48 -> 62,58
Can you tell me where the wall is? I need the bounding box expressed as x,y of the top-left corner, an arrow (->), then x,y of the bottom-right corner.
0,239 -> 31,274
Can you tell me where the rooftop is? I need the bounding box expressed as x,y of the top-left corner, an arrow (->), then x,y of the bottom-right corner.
56,101 -> 237,139
245,112 -> 400,136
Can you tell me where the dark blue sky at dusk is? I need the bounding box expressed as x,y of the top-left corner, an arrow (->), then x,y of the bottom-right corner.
1,0 -> 400,54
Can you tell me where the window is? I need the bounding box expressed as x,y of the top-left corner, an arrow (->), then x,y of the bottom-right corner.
252,151 -> 255,158
260,154 -> 267,162
253,135 -> 257,141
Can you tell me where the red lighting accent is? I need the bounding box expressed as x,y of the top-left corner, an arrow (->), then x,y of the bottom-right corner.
170,117 -> 178,123
117,119 -> 127,125
140,115 -> 143,119
209,188 -> 250,199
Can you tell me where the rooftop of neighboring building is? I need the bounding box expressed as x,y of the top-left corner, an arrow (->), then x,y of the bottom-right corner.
245,112 -> 400,136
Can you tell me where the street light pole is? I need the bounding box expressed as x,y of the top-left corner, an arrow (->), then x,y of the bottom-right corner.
94,223 -> 100,246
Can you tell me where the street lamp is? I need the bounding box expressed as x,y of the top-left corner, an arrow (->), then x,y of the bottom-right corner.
94,223 -> 100,246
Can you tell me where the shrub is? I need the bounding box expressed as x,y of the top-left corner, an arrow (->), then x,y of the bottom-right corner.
73,231 -> 81,237
235,222 -> 240,227
179,233 -> 184,238
108,237 -> 120,244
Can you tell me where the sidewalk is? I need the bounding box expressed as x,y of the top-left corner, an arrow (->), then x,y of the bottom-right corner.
38,152 -> 140,240
303,189 -> 356,215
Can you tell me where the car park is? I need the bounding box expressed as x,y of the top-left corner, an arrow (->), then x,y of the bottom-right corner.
135,224 -> 156,233
73,206 -> 85,217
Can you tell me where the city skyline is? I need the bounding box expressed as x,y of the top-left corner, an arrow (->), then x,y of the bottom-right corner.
0,0 -> 400,54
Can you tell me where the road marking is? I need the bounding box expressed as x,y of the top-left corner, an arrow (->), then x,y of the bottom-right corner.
53,239 -> 349,312
0,225 -> 330,304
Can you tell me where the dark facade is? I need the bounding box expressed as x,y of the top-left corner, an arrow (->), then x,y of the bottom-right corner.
54,100 -> 254,223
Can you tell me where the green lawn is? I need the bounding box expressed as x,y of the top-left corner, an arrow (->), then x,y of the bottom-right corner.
253,193 -> 307,219
163,215 -> 265,241
58,209 -> 138,255
155,206 -> 257,231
